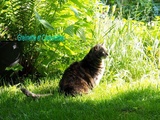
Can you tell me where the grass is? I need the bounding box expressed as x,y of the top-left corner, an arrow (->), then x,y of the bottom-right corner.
0,75 -> 160,120
94,5 -> 160,82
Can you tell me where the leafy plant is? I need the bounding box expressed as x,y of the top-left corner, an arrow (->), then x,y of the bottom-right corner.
0,0 -> 45,84
102,0 -> 155,22
0,0 -> 159,85
32,0 -> 97,76
1,0 -> 35,40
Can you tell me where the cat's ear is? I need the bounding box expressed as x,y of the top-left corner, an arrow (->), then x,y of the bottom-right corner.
94,45 -> 99,51
102,41 -> 106,46
101,40 -> 106,46
100,43 -> 105,47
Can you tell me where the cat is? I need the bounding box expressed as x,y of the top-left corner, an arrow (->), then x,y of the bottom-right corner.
59,43 -> 108,96
21,43 -> 108,98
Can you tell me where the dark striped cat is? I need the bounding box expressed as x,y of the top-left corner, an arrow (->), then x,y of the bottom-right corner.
59,43 -> 108,96
21,44 -> 108,98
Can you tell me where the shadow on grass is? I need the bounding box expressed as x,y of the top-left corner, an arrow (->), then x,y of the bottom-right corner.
0,87 -> 160,120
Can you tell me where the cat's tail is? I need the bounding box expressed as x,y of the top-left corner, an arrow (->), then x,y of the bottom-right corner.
20,88 -> 53,99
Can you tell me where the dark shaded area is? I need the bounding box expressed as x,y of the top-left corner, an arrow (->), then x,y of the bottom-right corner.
0,87 -> 160,120
0,0 -> 48,85
0,42 -> 22,73
0,42 -> 41,86
0,42 -> 23,85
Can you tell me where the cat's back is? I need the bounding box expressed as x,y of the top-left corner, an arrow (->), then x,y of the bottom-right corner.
59,61 -> 94,95
59,44 -> 108,96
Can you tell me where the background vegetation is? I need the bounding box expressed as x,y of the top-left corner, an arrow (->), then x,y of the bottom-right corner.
0,0 -> 160,119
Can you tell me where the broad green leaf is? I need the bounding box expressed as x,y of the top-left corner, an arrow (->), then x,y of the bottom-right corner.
70,0 -> 85,8
39,19 -> 54,30
34,9 -> 54,30
64,25 -> 74,36
34,9 -> 41,20
76,28 -> 86,41
69,6 -> 80,17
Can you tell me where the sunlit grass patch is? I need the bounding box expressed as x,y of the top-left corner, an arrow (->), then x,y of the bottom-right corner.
1,74 -> 160,120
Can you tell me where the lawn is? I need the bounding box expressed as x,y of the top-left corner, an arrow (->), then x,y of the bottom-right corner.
0,76 -> 160,120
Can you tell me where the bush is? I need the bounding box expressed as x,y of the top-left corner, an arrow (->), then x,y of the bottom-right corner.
102,0 -> 154,22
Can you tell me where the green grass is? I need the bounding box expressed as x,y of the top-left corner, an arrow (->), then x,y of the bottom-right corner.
0,76 -> 160,120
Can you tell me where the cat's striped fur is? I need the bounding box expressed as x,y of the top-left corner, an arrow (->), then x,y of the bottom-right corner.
59,44 -> 108,96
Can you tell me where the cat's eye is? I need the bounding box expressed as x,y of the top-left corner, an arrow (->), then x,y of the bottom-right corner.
102,51 -> 105,54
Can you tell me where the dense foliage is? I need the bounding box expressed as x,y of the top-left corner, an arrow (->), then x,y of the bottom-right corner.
0,0 -> 159,84
108,0 -> 156,21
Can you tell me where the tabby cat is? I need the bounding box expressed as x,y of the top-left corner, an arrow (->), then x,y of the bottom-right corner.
21,44 -> 108,98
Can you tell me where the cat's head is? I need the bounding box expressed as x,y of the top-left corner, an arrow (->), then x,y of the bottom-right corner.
90,43 -> 108,59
